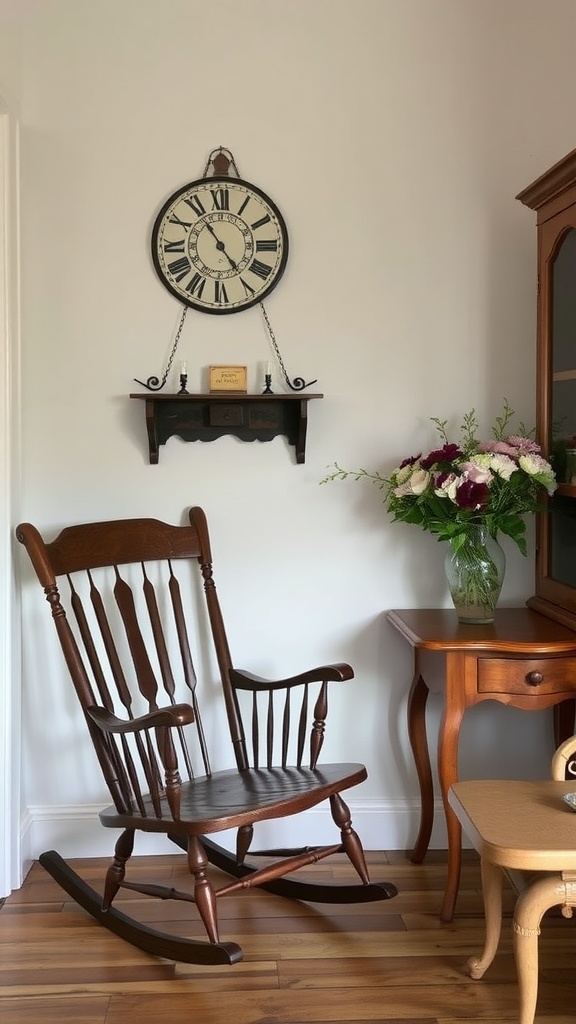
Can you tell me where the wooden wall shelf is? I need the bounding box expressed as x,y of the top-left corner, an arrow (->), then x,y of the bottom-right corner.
130,392 -> 323,464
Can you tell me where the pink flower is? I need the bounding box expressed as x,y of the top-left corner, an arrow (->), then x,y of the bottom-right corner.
507,435 -> 541,454
460,461 -> 493,485
479,436 -> 541,456
478,440 -> 518,456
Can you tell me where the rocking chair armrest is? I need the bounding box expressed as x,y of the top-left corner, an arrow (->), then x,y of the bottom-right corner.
229,662 -> 354,692
86,702 -> 195,735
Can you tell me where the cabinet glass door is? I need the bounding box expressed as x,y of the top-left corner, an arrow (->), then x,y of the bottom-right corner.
550,227 -> 576,589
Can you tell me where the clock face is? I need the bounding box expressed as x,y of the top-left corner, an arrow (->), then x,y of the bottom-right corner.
151,176 -> 289,314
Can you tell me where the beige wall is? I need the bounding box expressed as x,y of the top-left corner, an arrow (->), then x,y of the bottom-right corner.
2,0 -> 576,860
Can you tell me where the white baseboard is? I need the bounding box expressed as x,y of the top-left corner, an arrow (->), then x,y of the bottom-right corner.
20,798 -> 460,875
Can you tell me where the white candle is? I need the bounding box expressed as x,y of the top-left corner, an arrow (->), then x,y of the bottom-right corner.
181,361 -> 187,376
265,362 -> 271,376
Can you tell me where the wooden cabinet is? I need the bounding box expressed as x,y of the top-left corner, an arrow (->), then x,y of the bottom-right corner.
517,150 -> 576,630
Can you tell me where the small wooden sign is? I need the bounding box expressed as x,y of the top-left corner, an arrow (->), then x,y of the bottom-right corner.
209,365 -> 248,392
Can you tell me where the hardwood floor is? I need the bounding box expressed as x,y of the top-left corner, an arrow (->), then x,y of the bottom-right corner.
1,848 -> 575,1023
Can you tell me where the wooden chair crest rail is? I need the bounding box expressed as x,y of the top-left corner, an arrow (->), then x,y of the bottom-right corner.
16,507 -> 397,965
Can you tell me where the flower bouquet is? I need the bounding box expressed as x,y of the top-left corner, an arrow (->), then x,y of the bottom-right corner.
322,401 -> 557,622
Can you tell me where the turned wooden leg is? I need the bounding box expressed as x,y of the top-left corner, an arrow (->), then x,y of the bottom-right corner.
236,823 -> 253,864
467,858 -> 503,979
103,829 -> 135,910
330,792 -> 370,884
513,874 -> 566,1024
187,835 -> 220,944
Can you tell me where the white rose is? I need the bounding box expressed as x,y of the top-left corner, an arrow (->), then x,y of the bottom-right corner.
408,469 -> 431,495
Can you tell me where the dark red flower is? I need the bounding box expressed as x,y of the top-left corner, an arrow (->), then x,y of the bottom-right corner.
455,479 -> 489,510
399,453 -> 422,470
420,444 -> 463,470
434,471 -> 451,488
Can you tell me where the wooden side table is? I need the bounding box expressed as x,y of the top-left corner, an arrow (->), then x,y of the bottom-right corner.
386,607 -> 576,922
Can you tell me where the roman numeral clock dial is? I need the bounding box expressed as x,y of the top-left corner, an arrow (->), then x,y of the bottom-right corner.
151,176 -> 289,313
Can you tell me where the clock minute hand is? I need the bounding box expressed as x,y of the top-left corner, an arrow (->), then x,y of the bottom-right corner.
203,221 -> 238,270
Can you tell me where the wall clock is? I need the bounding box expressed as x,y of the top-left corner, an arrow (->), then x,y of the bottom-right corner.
151,171 -> 289,314
135,147 -> 316,393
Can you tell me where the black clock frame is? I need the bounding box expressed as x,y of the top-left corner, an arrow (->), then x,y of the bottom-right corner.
150,175 -> 289,314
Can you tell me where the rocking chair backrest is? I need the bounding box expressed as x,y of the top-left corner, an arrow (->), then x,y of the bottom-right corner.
16,508 -> 251,816
16,507 -> 334,824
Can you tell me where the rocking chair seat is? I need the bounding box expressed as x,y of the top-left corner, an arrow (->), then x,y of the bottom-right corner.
100,762 -> 368,834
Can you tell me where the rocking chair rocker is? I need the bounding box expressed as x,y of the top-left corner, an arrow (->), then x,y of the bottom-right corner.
16,507 -> 396,965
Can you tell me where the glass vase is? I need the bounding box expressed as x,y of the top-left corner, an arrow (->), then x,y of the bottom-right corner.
444,524 -> 506,624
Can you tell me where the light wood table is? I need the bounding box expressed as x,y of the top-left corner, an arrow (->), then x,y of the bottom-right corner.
386,608 -> 576,921
449,778 -> 576,1024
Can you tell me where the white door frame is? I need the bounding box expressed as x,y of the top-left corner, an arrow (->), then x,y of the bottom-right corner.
0,89 -> 22,896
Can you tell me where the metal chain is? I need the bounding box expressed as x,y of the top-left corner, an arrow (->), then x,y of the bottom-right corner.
259,302 -> 317,392
133,305 -> 188,392
162,305 -> 188,382
259,302 -> 291,388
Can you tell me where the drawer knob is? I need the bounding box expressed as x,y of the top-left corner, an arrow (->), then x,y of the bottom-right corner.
526,671 -> 544,686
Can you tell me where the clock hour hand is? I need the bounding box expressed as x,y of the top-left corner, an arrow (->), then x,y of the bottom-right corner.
203,221 -> 238,270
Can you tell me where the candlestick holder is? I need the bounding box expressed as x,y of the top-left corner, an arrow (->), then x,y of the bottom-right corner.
178,373 -> 189,395
262,374 -> 273,395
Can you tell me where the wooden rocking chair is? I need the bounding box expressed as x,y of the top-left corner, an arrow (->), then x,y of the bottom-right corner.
16,507 -> 396,965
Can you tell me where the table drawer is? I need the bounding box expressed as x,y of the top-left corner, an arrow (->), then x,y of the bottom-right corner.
478,657 -> 576,694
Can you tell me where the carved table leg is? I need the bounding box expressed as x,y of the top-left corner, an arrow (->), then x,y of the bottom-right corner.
467,857 -> 503,979
513,873 -> 570,1024
407,661 -> 433,863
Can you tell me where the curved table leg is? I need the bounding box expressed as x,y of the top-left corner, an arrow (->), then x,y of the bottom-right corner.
513,873 -> 567,1024
467,858 -> 503,979
438,652 -> 467,923
407,665 -> 433,863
